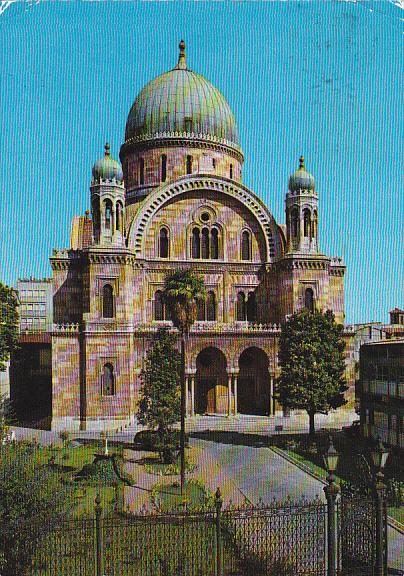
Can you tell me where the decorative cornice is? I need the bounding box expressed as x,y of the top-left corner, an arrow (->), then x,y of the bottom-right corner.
120,132 -> 244,163
273,257 -> 330,272
86,253 -> 135,265
127,175 -> 281,262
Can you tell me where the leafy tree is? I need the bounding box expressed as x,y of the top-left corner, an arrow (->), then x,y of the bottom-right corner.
137,327 -> 181,463
163,269 -> 206,491
277,309 -> 347,437
0,393 -> 13,443
0,442 -> 71,575
0,282 -> 19,372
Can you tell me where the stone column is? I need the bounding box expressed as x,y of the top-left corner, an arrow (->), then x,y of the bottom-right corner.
269,373 -> 274,416
190,375 -> 195,417
233,374 -> 238,416
185,376 -> 190,417
227,375 -> 232,416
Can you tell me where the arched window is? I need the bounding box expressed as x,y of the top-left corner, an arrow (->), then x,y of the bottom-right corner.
102,284 -> 114,318
154,290 -> 165,321
186,155 -> 193,175
211,228 -> 219,259
305,288 -> 314,313
229,164 -> 233,179
116,201 -> 123,233
161,154 -> 167,183
159,227 -> 169,258
197,298 -> 205,321
206,291 -> 216,321
102,363 -> 115,396
291,209 -> 299,238
303,209 -> 311,238
237,292 -> 246,321
241,230 -> 251,261
104,200 -> 112,230
201,228 -> 210,259
192,228 -> 200,259
139,158 -> 145,185
246,292 -> 257,322
312,211 -> 318,239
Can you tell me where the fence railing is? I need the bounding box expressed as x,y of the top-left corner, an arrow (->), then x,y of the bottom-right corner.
25,489 -> 386,576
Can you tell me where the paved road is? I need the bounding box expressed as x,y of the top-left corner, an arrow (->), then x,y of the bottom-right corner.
190,436 -> 404,573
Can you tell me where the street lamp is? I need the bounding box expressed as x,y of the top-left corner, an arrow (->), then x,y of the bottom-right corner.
369,437 -> 389,576
323,436 -> 340,576
370,436 -> 389,478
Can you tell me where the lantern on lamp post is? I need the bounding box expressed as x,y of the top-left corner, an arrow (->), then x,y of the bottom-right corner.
323,436 -> 340,576
369,437 -> 389,576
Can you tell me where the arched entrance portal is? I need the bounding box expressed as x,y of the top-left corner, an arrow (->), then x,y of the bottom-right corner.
238,347 -> 270,415
195,348 -> 228,415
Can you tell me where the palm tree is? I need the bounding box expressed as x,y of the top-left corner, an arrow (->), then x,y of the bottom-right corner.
163,269 -> 206,493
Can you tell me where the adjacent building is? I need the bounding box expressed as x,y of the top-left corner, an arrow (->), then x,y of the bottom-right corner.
358,339 -> 404,449
16,277 -> 53,333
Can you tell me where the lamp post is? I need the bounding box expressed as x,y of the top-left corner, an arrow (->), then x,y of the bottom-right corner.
323,436 -> 340,576
369,437 -> 389,576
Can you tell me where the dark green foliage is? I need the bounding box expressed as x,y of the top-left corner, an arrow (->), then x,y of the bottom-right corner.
163,269 -> 206,335
277,309 -> 347,435
0,282 -> 19,372
134,429 -> 188,451
74,457 -> 120,486
137,327 -> 181,463
0,442 -> 72,575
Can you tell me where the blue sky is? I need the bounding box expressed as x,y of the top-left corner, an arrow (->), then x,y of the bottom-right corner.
0,0 -> 402,324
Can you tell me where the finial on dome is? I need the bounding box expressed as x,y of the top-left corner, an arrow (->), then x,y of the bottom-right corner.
104,143 -> 110,157
176,39 -> 187,70
299,155 -> 305,170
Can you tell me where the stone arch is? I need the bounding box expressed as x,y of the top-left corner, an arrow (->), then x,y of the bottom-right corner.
127,175 -> 282,261
237,347 -> 270,415
194,347 -> 228,415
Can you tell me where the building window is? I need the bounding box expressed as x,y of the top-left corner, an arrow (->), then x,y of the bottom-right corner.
291,209 -> 299,238
312,211 -> 318,239
104,200 -> 112,230
102,363 -> 115,396
159,227 -> 169,258
192,228 -> 200,259
186,155 -> 193,175
241,230 -> 251,261
139,158 -> 145,185
211,227 -> 219,259
304,288 -> 314,313
192,226 -> 221,259
303,209 -> 311,238
246,292 -> 257,322
185,118 -> 193,133
102,284 -> 114,318
154,290 -> 165,321
229,164 -> 233,179
237,292 -> 246,321
196,292 -> 216,321
116,201 -> 123,233
206,291 -> 216,321
201,228 -> 210,259
212,158 -> 216,169
161,154 -> 167,183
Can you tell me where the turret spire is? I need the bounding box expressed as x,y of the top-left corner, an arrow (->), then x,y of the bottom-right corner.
176,39 -> 187,70
299,155 -> 305,170
104,142 -> 111,157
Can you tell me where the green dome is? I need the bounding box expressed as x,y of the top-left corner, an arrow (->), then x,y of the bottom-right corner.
124,41 -> 240,151
92,143 -> 123,183
288,156 -> 315,192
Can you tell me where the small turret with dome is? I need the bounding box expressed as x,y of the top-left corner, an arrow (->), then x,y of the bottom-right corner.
288,156 -> 315,192
90,143 -> 126,247
120,41 -> 244,203
285,156 -> 319,254
92,143 -> 124,183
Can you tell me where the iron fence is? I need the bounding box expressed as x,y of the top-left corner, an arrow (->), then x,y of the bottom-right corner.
7,489 -> 385,576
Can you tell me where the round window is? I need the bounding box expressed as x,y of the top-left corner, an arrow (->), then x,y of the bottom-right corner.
200,212 -> 210,222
